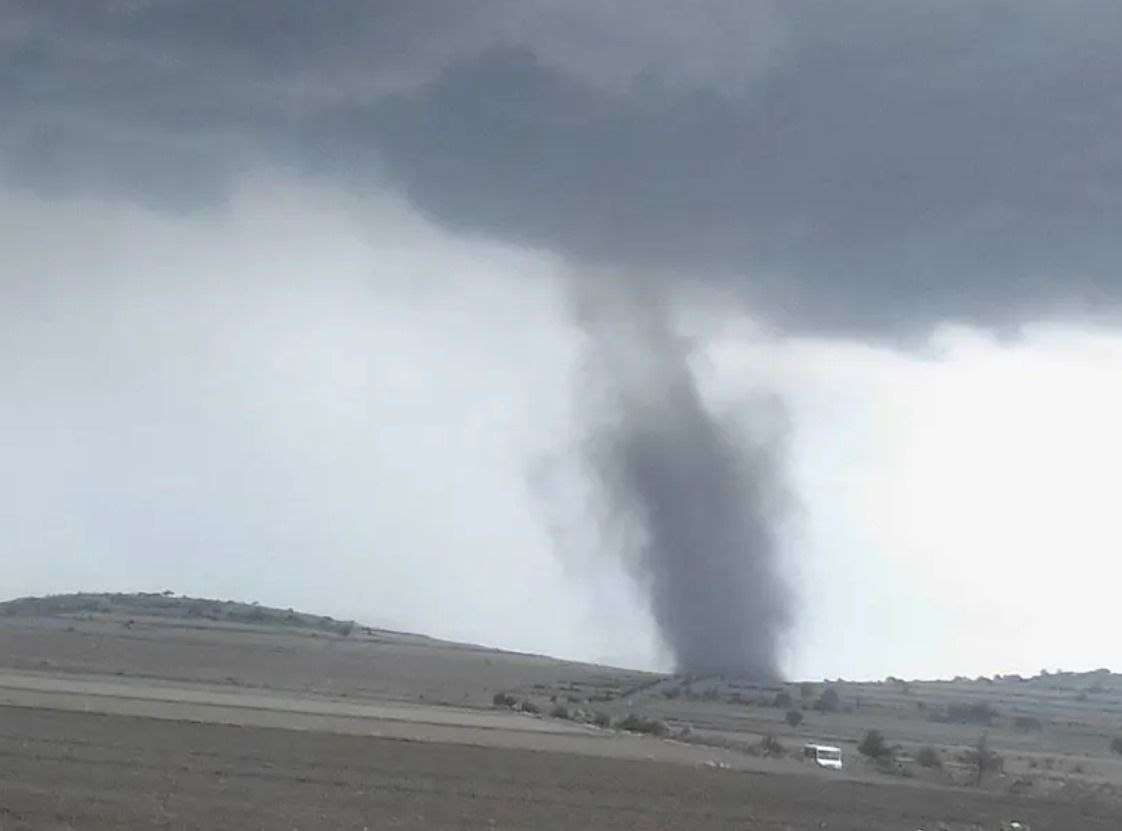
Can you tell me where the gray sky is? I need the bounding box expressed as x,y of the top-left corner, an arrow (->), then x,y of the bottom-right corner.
4,1 -> 1122,679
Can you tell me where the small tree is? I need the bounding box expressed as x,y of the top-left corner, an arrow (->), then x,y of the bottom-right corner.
966,734 -> 1003,785
1110,737 -> 1122,755
785,709 -> 804,728
799,681 -> 814,699
773,690 -> 793,708
758,734 -> 786,757
814,687 -> 840,713
916,745 -> 942,768
617,715 -> 669,736
858,729 -> 889,759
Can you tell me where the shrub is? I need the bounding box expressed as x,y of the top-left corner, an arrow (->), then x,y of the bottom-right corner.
946,701 -> 998,725
858,729 -> 889,759
1110,737 -> 1122,755
519,700 -> 541,715
916,745 -> 942,768
758,734 -> 786,757
492,692 -> 517,708
964,734 -> 1003,784
799,682 -> 814,699
773,690 -> 793,708
592,711 -> 611,728
550,704 -> 571,720
617,715 -> 670,737
814,687 -> 840,713
1013,715 -> 1043,733
785,709 -> 804,728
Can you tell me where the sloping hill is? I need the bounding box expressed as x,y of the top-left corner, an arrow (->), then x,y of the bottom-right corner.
0,592 -> 361,637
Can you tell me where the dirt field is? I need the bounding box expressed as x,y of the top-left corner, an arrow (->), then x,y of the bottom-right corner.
3,707 -> 1116,830
3,594 -> 1122,829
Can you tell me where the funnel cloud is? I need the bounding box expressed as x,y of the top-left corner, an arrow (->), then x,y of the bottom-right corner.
578,289 -> 790,675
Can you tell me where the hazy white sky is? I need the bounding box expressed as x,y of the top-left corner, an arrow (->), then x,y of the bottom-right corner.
6,173 -> 1120,680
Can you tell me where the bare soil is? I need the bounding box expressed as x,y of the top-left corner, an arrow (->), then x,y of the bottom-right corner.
2,594 -> 1121,829
2,707 -> 1114,830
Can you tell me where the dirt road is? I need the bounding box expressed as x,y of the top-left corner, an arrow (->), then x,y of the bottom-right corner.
0,670 -> 758,769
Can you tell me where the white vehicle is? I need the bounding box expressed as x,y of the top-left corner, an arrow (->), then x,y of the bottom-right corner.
803,743 -> 843,770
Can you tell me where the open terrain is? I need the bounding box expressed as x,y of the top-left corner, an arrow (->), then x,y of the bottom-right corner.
2,593 -> 1121,829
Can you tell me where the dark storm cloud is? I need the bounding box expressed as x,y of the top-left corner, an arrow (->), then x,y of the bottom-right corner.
6,1 -> 1120,328
6,1 -> 1122,673
367,19 -> 1122,333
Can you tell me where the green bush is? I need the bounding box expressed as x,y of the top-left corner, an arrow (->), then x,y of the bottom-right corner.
492,692 -> 517,708
785,709 -> 804,728
1110,737 -> 1122,755
592,711 -> 611,728
550,704 -> 571,720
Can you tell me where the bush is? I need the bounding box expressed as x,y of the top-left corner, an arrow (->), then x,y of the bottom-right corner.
519,700 -> 541,715
1110,737 -> 1122,755
773,690 -> 793,708
492,692 -> 517,709
592,711 -> 611,728
1013,715 -> 1043,733
964,734 -> 1003,784
617,715 -> 670,737
758,734 -> 786,757
785,709 -> 804,728
814,687 -> 840,713
946,701 -> 999,725
550,704 -> 571,720
799,682 -> 814,699
858,729 -> 889,759
916,745 -> 942,768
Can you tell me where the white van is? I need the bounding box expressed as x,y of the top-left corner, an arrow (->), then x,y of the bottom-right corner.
803,743 -> 843,770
